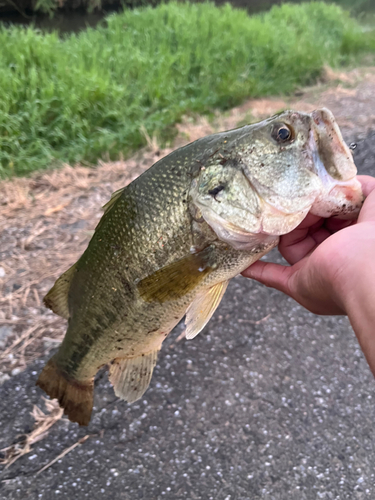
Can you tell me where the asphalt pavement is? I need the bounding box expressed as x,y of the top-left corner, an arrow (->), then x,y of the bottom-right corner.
0,131 -> 375,500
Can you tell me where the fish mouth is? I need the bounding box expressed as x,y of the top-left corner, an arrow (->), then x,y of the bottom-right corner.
308,109 -> 364,219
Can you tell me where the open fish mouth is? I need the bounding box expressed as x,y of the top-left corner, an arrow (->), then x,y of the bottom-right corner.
309,108 -> 364,219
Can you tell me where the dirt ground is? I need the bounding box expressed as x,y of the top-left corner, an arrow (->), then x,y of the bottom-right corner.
1,65 -> 375,381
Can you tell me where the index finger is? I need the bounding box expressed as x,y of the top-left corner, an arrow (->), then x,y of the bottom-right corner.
357,175 -> 375,222
357,175 -> 375,198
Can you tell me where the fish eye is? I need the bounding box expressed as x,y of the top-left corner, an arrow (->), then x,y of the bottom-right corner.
272,123 -> 294,143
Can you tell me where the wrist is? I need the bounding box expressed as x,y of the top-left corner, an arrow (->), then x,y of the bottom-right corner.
339,262 -> 375,376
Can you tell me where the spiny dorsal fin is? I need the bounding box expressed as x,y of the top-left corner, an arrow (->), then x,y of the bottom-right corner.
185,280 -> 228,340
109,350 -> 159,403
94,187 -> 126,233
43,263 -> 77,319
137,246 -> 216,303
102,187 -> 125,215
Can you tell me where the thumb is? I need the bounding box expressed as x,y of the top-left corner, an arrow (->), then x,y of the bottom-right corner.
242,260 -> 294,296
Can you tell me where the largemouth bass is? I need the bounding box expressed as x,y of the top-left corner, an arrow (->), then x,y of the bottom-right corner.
37,108 -> 363,425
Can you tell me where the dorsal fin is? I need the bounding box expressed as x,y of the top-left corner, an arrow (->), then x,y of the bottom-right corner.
102,187 -> 125,215
43,263 -> 77,319
94,187 -> 126,233
185,280 -> 228,339
108,350 -> 159,403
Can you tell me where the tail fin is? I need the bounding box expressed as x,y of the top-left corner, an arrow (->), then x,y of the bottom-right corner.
36,356 -> 94,426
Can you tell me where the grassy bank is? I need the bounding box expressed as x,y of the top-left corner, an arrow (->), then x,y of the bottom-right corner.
1,2 -> 374,178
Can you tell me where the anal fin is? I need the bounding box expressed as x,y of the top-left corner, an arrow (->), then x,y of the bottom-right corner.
185,280 -> 229,340
43,263 -> 77,319
109,350 -> 159,403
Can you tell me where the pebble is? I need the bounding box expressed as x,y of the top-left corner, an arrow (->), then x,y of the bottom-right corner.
0,373 -> 10,385
0,325 -> 13,349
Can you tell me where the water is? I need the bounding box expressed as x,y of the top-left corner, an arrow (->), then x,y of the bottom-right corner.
0,0 -> 373,34
0,8 -> 120,34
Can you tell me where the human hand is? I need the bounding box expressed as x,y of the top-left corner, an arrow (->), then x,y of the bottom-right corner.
242,175 -> 375,316
242,175 -> 375,375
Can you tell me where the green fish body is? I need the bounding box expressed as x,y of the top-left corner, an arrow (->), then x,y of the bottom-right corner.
37,108 -> 363,425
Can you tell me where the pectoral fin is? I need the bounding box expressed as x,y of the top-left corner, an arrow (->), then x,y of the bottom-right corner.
137,246 -> 216,303
43,263 -> 77,319
109,350 -> 159,403
185,280 -> 228,339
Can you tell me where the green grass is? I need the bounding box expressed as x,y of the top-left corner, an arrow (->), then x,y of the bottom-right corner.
1,2 -> 375,178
